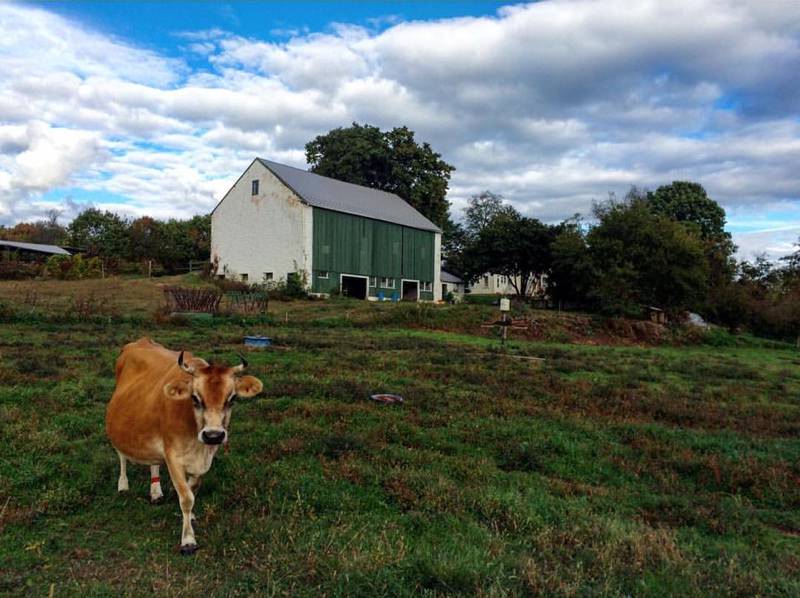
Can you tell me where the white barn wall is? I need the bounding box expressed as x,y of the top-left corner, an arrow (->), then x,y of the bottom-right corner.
211,160 -> 313,285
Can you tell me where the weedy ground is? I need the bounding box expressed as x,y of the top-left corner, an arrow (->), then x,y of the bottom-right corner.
1,277 -> 799,596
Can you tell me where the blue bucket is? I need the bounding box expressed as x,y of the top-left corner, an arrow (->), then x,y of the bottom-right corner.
244,335 -> 271,348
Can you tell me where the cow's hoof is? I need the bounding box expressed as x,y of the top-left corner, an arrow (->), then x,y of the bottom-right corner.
150,496 -> 164,505
180,543 -> 198,556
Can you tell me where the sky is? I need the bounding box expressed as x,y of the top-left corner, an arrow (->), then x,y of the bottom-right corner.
1,0 -> 799,260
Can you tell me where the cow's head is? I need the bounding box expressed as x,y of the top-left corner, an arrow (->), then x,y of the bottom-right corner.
164,352 -> 263,445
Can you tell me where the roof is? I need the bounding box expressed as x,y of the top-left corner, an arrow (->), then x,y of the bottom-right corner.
257,158 -> 441,233
0,240 -> 71,255
441,269 -> 463,284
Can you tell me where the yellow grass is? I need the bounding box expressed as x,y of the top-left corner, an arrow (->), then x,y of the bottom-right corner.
0,275 -> 201,316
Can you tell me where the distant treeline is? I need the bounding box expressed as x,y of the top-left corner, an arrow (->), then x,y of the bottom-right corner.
0,209 -> 210,276
444,182 -> 800,341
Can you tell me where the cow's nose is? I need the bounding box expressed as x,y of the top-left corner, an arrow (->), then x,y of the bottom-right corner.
201,430 -> 225,445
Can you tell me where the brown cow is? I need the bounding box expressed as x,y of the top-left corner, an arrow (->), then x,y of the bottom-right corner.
106,338 -> 263,554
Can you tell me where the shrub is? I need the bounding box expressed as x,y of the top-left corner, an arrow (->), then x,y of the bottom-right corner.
163,286 -> 222,313
213,278 -> 252,293
464,294 -> 500,306
0,260 -> 43,280
226,290 -> 269,315
44,254 -> 102,280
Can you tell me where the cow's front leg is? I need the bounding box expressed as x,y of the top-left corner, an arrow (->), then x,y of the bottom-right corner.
116,450 -> 128,492
150,465 -> 164,504
187,476 -> 202,527
165,454 -> 197,555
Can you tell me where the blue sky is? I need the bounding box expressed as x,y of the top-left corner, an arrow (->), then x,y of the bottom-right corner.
2,1 -> 799,259
37,2 -> 508,49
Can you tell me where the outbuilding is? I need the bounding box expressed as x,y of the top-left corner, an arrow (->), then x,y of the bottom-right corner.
211,158 -> 442,301
440,269 -> 465,301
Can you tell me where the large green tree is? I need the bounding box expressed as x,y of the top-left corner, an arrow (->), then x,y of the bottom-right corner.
647,181 -> 737,304
462,191 -> 518,239
587,197 -> 709,315
461,208 -> 555,297
548,217 -> 595,307
647,181 -> 726,240
67,208 -> 129,259
305,123 -> 455,229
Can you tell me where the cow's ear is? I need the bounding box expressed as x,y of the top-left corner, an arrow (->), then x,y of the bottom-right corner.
235,375 -> 263,398
164,380 -> 192,401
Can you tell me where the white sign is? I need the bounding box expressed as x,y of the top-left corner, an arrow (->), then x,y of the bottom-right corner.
499,298 -> 511,312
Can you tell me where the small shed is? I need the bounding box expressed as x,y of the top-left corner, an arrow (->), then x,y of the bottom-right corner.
440,269 -> 465,302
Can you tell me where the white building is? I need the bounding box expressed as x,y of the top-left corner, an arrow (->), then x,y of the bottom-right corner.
211,158 -> 442,301
440,269 -> 466,301
468,273 -> 546,297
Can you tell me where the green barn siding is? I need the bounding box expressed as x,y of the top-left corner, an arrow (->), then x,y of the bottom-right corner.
312,208 -> 435,295
372,220 -> 403,278
402,228 -> 434,282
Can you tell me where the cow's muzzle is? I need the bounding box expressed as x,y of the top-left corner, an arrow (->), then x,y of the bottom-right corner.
201,429 -> 226,445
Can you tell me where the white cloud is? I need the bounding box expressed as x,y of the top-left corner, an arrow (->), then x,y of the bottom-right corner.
0,0 -> 798,258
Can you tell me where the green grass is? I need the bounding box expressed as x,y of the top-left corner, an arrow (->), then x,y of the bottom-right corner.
1,304 -> 800,595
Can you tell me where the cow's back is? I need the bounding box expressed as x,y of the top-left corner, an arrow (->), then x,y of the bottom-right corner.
106,338 -> 194,463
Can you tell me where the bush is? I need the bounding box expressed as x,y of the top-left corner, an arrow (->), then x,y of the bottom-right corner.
44,254 -> 102,280
266,271 -> 308,301
163,286 -> 222,314
226,290 -> 269,315
0,260 -> 43,280
285,271 -> 307,298
213,278 -> 252,293
464,294 -> 500,306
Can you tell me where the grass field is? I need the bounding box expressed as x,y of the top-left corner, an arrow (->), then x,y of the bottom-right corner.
1,277 -> 800,595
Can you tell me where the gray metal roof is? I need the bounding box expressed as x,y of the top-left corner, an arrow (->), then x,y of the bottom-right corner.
441,269 -> 464,284
258,158 -> 441,233
0,240 -> 71,255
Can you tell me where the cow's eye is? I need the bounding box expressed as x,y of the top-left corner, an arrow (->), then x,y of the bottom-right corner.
191,395 -> 204,409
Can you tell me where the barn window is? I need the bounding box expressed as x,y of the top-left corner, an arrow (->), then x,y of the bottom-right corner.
369,277 -> 377,287
317,271 -> 329,279
241,273 -> 248,282
381,277 -> 395,289
263,272 -> 273,282
421,281 -> 432,292
251,180 -> 259,195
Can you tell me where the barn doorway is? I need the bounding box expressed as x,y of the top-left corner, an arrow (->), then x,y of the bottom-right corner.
401,279 -> 419,301
340,275 -> 368,299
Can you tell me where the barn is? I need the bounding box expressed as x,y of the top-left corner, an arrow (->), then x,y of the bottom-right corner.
211,158 -> 442,301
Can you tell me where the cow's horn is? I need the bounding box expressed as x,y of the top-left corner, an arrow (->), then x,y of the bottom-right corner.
178,350 -> 195,375
233,352 -> 248,373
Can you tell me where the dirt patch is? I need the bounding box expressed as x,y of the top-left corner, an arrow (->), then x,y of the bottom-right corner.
474,312 -> 668,346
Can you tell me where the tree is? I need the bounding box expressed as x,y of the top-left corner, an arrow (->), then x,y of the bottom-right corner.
128,216 -> 163,263
67,208 -> 129,259
780,238 -> 800,282
647,181 -> 727,240
642,181 -> 737,316
462,191 -> 517,239
462,209 -> 555,296
305,123 -> 455,229
587,197 -> 709,315
0,210 -> 67,245
548,217 -> 595,307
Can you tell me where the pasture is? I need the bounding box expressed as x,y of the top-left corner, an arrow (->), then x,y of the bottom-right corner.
1,277 -> 800,595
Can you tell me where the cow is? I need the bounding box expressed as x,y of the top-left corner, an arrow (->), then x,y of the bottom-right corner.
106,338 -> 263,555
